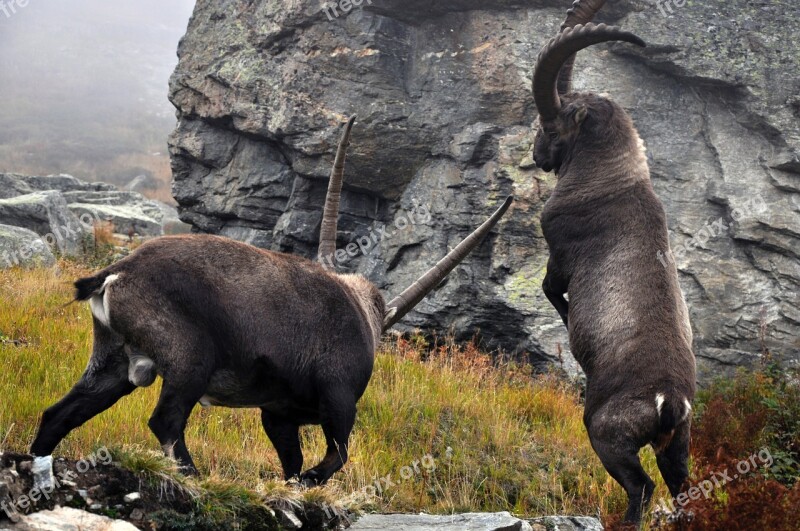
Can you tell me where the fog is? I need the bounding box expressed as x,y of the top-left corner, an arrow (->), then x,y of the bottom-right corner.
0,0 -> 196,196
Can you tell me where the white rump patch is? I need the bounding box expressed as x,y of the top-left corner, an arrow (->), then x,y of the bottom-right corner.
89,274 -> 120,327
683,398 -> 693,421
655,393 -> 665,417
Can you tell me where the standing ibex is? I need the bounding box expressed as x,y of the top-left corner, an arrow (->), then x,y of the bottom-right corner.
532,1 -> 696,524
31,117 -> 512,486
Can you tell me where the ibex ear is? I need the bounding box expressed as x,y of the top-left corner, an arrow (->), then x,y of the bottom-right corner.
573,105 -> 588,126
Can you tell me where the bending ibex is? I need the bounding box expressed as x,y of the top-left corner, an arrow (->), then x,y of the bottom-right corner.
31,117 -> 512,485
532,1 -> 696,524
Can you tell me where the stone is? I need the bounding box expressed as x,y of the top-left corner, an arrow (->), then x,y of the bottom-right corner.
0,506 -> 139,530
0,225 -> 56,269
0,174 -> 114,200
31,456 -> 53,492
62,190 -> 176,237
162,0 -> 799,377
0,174 -> 187,247
351,512 -> 532,531
0,192 -> 86,256
529,516 -> 604,531
275,508 -> 303,529
121,493 -> 140,504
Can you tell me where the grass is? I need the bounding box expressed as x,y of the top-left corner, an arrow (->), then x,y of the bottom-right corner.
1,263 -> 797,529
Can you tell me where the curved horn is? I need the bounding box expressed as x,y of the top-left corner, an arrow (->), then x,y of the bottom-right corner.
556,0 -> 607,95
382,195 -> 513,331
318,115 -> 356,266
533,23 -> 645,122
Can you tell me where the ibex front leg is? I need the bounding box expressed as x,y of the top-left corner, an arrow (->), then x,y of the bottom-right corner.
542,256 -> 569,328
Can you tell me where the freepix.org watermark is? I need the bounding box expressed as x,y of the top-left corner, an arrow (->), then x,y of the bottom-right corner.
359,453 -> 437,498
0,0 -> 30,19
656,447 -> 774,514
322,0 -> 372,21
319,204 -> 431,269
0,447 -> 113,521
657,194 -> 767,268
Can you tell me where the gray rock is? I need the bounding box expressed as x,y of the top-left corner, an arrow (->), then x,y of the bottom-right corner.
352,512 -> 532,531
166,0 -> 800,377
0,225 -> 56,269
121,492 -> 140,504
0,506 -> 138,530
0,192 -> 86,256
275,508 -> 303,529
62,190 -> 179,237
0,173 -> 114,199
529,516 -> 604,531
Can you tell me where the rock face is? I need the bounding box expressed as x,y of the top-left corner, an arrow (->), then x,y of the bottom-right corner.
168,0 -> 800,378
0,174 -> 187,264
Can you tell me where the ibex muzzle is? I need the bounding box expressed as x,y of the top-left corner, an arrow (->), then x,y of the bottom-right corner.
531,1 -> 696,525
30,117 -> 512,487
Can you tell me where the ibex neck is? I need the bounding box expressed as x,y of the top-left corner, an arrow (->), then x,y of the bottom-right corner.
557,128 -> 650,201
335,274 -> 385,349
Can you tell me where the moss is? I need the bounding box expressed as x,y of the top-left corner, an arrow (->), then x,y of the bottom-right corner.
505,262 -> 547,306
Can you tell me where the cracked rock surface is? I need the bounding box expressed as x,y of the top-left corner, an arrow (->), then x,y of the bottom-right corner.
169,0 -> 800,378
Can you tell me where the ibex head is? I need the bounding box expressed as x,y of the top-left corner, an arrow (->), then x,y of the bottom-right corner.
532,19 -> 645,175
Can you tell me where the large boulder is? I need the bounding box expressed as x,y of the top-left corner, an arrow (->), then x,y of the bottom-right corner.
0,175 -> 188,254
0,192 -> 86,256
0,173 -> 115,199
167,0 -> 800,378
61,190 -> 178,237
0,225 -> 56,269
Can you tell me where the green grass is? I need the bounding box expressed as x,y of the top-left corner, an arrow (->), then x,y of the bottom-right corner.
0,263 -> 642,521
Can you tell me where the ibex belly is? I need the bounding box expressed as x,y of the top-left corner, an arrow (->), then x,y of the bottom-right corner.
200,369 -> 317,418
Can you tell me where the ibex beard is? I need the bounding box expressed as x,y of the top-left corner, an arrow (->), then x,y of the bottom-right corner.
531,7 -> 697,525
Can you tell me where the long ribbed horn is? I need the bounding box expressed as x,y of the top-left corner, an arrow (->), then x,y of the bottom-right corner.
383,196 -> 513,331
318,115 -> 357,267
556,0 -> 607,95
533,23 -> 645,122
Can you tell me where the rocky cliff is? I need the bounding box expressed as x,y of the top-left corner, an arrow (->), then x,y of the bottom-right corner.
168,0 -> 800,379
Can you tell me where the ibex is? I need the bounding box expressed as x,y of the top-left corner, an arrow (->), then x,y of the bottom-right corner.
531,1 -> 696,524
31,117 -> 512,486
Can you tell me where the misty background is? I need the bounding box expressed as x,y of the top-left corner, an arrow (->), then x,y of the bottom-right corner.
0,0 -> 196,202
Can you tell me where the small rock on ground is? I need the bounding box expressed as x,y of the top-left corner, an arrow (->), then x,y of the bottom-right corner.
0,506 -> 138,530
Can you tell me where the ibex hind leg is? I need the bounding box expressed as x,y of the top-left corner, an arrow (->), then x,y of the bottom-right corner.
587,408 -> 655,526
656,420 -> 691,498
146,339 -> 215,475
299,387 -> 357,487
31,319 -> 136,456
